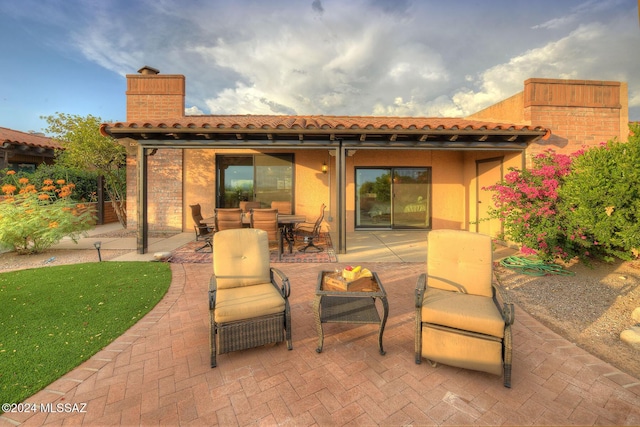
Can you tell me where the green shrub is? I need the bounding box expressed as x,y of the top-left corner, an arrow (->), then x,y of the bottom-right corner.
0,165 -> 100,202
560,124 -> 640,261
0,171 -> 94,254
32,164 -> 100,202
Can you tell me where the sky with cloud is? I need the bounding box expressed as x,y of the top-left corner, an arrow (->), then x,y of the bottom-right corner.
1,0 -> 638,133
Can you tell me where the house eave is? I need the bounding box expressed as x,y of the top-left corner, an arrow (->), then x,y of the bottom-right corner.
101,126 -> 546,149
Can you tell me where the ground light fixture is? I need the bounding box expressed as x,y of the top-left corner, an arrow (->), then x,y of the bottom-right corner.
94,241 -> 102,262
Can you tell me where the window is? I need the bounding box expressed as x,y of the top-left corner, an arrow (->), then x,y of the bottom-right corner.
216,154 -> 294,210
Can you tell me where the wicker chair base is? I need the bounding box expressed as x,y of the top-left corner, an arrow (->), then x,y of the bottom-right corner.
210,312 -> 289,367
218,313 -> 285,353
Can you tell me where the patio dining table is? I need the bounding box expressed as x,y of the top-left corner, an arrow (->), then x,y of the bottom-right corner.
202,213 -> 306,254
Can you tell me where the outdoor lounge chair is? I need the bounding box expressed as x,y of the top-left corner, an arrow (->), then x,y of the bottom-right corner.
415,229 -> 514,387
293,203 -> 325,252
208,228 -> 292,367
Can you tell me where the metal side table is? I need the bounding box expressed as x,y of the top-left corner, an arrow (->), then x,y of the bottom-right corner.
314,270 -> 389,355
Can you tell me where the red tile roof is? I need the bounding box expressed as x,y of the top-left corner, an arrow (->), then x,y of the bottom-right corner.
103,115 -> 547,133
101,115 -> 550,148
0,127 -> 63,150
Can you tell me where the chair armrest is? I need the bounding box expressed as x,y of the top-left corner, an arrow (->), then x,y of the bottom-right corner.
492,283 -> 515,326
270,267 -> 291,298
293,222 -> 315,232
415,273 -> 426,307
209,276 -> 217,309
502,302 -> 515,326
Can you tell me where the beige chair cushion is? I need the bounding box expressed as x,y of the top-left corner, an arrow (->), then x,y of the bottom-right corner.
427,229 -> 493,297
213,229 -> 271,289
215,283 -> 285,323
421,287 -> 505,338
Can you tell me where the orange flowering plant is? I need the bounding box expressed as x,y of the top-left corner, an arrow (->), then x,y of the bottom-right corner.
0,171 -> 94,254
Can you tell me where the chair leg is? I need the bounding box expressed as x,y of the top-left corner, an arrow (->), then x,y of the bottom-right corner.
503,326 -> 513,388
298,238 -> 323,253
285,302 -> 293,350
196,238 -> 213,253
210,315 -> 217,368
415,317 -> 423,364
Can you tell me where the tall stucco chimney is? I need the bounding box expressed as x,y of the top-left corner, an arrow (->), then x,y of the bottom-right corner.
126,66 -> 185,121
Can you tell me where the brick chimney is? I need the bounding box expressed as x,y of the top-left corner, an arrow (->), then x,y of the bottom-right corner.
126,66 -> 185,121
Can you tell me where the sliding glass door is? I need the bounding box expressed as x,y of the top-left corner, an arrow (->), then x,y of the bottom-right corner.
356,167 -> 431,229
217,154 -> 294,209
357,168 -> 392,227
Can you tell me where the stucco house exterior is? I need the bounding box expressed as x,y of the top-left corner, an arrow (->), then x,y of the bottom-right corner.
100,67 -> 629,254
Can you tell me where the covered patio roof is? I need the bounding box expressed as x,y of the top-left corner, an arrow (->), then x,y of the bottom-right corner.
100,115 -> 549,254
101,115 -> 549,149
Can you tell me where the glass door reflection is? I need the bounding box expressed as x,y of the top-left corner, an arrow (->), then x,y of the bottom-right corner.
356,168 -> 392,228
356,167 -> 431,229
217,156 -> 253,208
392,168 -> 431,228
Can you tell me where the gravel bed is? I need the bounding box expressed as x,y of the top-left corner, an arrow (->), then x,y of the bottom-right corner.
496,258 -> 640,380
0,249 -> 132,272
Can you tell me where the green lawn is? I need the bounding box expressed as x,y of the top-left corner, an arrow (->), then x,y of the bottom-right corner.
0,262 -> 172,405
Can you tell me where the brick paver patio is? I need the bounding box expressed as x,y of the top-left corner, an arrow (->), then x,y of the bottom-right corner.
2,262 -> 640,426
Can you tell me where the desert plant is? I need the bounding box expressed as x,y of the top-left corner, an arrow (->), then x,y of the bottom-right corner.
0,171 -> 94,254
1,165 -> 100,202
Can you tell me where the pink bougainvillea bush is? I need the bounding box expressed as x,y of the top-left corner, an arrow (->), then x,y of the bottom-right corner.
484,148 -> 589,262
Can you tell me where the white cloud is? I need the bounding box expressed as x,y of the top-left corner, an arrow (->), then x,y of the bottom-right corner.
185,106 -> 204,115
32,0 -> 640,120
444,20 -> 640,117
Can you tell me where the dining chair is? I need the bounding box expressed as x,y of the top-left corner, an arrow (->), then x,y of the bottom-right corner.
240,201 -> 261,213
189,204 -> 213,252
214,208 -> 243,232
271,201 -> 292,215
293,203 -> 325,252
250,208 -> 282,260
189,204 -> 212,240
415,229 -> 514,387
249,209 -> 279,241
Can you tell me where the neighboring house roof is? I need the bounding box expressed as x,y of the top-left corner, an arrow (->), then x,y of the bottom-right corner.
100,115 -> 549,149
0,127 -> 63,150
